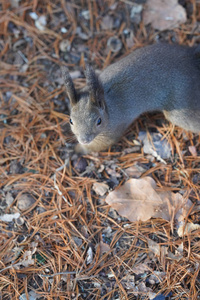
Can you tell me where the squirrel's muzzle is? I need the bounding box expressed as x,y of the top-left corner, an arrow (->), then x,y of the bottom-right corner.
78,135 -> 94,145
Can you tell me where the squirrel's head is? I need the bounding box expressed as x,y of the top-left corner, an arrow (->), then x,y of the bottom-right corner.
61,64 -> 108,146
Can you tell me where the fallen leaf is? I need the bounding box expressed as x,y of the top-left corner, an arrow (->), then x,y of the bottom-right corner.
138,282 -> 152,294
143,0 -> 187,30
124,163 -> 146,178
106,177 -> 160,221
148,271 -> 166,284
139,131 -> 172,161
167,243 -> 184,261
92,182 -> 109,196
35,15 -> 47,31
86,246 -> 93,265
21,250 -> 34,267
132,263 -> 149,275
121,274 -> 135,289
148,239 -> 160,256
99,241 -> 111,255
177,222 -> 200,237
105,177 -> 192,222
188,145 -> 197,157
167,251 -> 183,261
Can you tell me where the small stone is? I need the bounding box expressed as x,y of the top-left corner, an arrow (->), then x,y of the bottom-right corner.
15,217 -> 25,226
131,4 -> 143,16
72,236 -> 82,247
5,192 -> 14,206
18,194 -> 35,211
59,39 -> 71,52
29,12 -> 38,20
80,10 -> 90,20
0,213 -> 20,222
35,15 -> 47,31
72,157 -> 88,173
76,27 -> 90,40
107,36 -> 122,53
61,27 -> 68,33
36,207 -> 46,214
10,160 -> 23,174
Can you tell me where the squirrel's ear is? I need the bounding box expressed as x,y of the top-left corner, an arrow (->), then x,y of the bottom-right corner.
61,66 -> 77,106
85,63 -> 105,109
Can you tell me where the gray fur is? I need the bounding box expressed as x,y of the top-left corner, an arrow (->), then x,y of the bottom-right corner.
62,43 -> 200,153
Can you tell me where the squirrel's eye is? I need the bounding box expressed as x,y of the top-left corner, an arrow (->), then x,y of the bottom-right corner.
97,118 -> 101,126
70,118 -> 73,125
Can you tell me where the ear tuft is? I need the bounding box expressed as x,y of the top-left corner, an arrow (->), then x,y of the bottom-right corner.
61,66 -> 77,106
84,63 -> 105,108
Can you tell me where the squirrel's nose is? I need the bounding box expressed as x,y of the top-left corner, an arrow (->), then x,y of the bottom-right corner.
79,135 -> 93,145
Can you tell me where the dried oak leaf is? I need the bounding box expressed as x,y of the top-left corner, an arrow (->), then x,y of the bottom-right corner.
143,0 -> 187,31
105,177 -> 192,222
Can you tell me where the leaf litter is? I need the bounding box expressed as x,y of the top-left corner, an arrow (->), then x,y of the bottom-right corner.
0,0 -> 200,299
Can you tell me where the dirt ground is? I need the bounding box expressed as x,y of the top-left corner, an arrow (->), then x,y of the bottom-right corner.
0,0 -> 200,299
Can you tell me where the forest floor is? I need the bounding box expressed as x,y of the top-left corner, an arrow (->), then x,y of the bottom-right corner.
0,0 -> 200,299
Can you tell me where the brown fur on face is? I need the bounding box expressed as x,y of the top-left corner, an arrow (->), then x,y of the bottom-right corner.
70,92 -> 109,146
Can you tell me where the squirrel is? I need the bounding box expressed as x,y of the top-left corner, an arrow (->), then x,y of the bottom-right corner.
61,43 -> 200,154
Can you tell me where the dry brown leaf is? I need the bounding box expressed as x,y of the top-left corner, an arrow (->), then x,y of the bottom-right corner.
132,263 -> 149,275
105,177 -> 192,222
143,0 -> 187,30
86,246 -> 93,265
21,250 -> 35,267
188,146 -> 197,157
124,163 -> 146,178
148,239 -> 161,256
121,274 -> 135,289
99,241 -> 111,255
106,177 -> 161,221
92,182 -> 109,196
148,239 -> 168,259
177,223 -> 200,237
